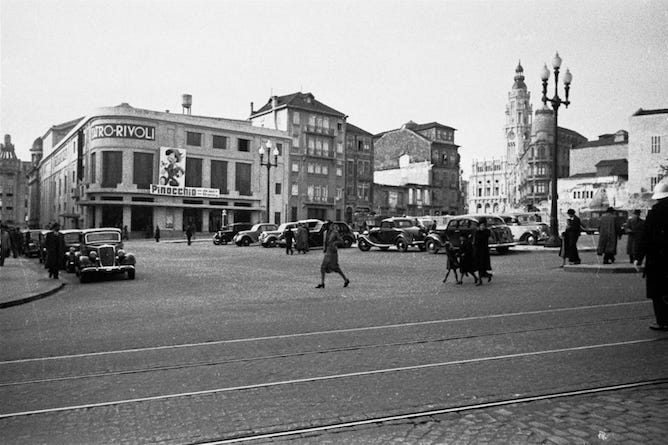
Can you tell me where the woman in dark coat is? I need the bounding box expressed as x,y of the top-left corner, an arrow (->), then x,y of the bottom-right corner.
457,234 -> 479,284
295,224 -> 309,254
563,209 -> 582,264
45,223 -> 66,279
473,218 -> 492,285
316,223 -> 349,288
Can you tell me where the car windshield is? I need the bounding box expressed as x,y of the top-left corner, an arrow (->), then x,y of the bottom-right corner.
277,223 -> 295,231
85,231 -> 120,243
63,233 -> 80,244
486,217 -> 505,226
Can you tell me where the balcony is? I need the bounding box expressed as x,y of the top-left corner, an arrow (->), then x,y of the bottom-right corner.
303,195 -> 335,205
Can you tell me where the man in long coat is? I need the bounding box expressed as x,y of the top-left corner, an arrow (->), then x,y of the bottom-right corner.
597,207 -> 621,264
635,181 -> 668,331
45,223 -> 66,279
0,224 -> 11,266
624,209 -> 645,263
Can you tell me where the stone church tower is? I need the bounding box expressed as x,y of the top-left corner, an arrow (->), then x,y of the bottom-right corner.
504,62 -> 533,209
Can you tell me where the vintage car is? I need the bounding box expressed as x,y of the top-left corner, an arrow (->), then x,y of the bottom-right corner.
357,217 -> 428,252
444,214 -> 516,254
232,223 -> 278,246
60,229 -> 83,272
499,214 -> 549,245
259,222 -> 298,248
75,228 -> 136,283
307,221 -> 356,248
21,229 -> 43,258
276,219 -> 322,249
424,224 -> 451,254
212,222 -> 253,245
579,208 -> 629,234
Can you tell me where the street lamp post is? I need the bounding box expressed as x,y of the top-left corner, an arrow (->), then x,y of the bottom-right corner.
259,141 -> 279,224
540,52 -> 572,247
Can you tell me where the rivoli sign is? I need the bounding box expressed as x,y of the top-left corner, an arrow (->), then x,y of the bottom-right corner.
90,124 -> 155,141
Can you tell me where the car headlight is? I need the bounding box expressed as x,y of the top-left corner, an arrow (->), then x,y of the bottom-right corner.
117,249 -> 126,258
89,251 -> 98,260
69,247 -> 76,253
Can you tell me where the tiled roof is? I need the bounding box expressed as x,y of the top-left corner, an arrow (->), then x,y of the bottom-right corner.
251,92 -> 346,118
346,122 -> 373,137
374,121 -> 458,139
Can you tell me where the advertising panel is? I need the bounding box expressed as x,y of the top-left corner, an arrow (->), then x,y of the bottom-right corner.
158,147 -> 186,187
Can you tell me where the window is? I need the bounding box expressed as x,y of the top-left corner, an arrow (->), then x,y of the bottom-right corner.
186,157 -> 202,187
133,152 -> 153,189
307,163 -> 314,174
537,165 -> 546,175
213,135 -> 227,149
336,166 -> 342,176
102,151 -> 122,187
237,138 -> 250,152
211,160 -> 228,193
292,112 -> 300,125
322,165 -> 328,175
275,143 -> 283,156
187,131 -> 202,147
275,183 -> 281,195
90,152 -> 96,183
536,183 -> 546,193
292,162 -> 299,172
651,176 -> 663,188
235,163 -> 252,195
651,136 -> 661,153
291,184 -> 299,196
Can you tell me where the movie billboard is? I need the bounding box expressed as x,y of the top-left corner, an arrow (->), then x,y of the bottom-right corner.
159,147 -> 186,187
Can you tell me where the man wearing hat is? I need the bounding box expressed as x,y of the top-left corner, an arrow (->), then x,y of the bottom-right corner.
45,223 -> 66,279
597,206 -> 621,264
624,209 -> 645,263
635,181 -> 668,331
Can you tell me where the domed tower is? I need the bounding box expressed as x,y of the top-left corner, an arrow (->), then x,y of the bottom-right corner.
504,61 -> 533,208
30,137 -> 43,166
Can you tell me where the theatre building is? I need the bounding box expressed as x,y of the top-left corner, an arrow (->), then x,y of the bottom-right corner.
35,102 -> 290,235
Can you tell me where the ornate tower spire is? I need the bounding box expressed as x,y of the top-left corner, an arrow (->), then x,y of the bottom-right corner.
1,134 -> 18,160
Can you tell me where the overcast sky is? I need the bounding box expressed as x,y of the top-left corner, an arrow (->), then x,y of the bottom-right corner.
1,0 -> 667,176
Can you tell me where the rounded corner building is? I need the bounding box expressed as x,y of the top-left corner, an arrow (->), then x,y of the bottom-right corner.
33,102 -> 291,237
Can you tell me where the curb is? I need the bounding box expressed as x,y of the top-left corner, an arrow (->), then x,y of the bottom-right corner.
563,265 -> 644,274
0,282 -> 66,309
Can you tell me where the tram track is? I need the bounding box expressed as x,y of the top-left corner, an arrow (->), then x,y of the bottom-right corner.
1,337 -> 665,420
198,378 -> 668,444
0,313 -> 652,388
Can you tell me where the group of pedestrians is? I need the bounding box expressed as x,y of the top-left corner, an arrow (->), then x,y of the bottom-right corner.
442,217 -> 493,286
0,224 -> 25,265
283,223 -> 309,255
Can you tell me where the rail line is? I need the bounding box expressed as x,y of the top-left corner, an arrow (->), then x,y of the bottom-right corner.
0,337 -> 664,420
200,378 -> 668,444
0,314 -> 651,387
0,300 -> 647,365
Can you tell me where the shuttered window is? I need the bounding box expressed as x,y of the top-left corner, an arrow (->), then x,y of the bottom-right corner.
102,151 -> 122,187
133,153 -> 153,189
210,160 -> 228,193
185,157 -> 202,187
235,163 -> 251,196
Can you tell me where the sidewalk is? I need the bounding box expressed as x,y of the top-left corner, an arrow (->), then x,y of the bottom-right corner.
0,257 -> 64,309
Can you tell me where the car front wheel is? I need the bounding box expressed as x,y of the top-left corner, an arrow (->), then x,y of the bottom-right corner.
426,239 -> 440,254
358,238 -> 371,251
242,237 -> 251,246
526,234 -> 537,245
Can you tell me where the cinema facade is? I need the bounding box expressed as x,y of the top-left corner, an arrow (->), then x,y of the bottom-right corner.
34,103 -> 290,235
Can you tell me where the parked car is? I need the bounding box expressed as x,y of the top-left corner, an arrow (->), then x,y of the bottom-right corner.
499,214 -> 549,245
306,221 -> 357,248
213,223 -> 253,245
444,214 -> 516,254
276,219 -> 322,249
259,222 -> 298,248
233,223 -> 278,246
21,229 -> 42,258
579,208 -> 629,234
61,229 -> 83,272
357,217 -> 429,252
424,223 -> 451,254
75,228 -> 136,283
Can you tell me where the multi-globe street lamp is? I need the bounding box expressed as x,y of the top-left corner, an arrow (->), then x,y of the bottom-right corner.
259,140 -> 279,224
540,52 -> 572,247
